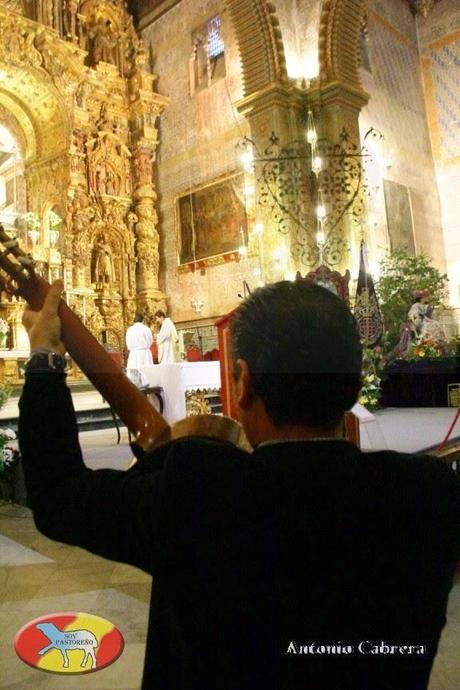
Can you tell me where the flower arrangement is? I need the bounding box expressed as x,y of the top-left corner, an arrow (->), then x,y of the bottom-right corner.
359,373 -> 381,410
0,429 -> 20,503
0,318 -> 9,336
359,345 -> 384,410
0,428 -> 19,474
405,335 -> 450,361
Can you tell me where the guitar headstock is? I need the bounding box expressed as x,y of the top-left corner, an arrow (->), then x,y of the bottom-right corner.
0,222 -> 44,308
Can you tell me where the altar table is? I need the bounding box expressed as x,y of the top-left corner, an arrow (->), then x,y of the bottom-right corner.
380,358 -> 460,408
139,362 -> 221,423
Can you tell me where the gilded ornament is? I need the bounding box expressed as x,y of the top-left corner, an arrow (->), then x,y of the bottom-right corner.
0,0 -> 167,358
185,391 -> 213,417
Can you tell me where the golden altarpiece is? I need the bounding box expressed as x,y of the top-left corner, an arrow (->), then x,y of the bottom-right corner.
0,0 -> 169,382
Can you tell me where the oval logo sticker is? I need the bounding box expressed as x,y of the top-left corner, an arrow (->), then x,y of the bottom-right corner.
14,612 -> 124,674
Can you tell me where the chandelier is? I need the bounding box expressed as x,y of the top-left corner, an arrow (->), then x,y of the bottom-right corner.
236,113 -> 383,268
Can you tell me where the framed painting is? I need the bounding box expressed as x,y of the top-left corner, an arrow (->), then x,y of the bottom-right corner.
177,173 -> 248,272
383,180 -> 416,255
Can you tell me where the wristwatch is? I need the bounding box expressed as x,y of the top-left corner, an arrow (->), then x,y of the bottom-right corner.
25,349 -> 67,374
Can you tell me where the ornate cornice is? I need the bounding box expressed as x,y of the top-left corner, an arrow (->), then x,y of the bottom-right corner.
319,0 -> 367,93
235,82 -> 304,118
225,0 -> 288,97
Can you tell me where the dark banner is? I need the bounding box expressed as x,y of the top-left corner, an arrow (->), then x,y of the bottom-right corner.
354,241 -> 383,346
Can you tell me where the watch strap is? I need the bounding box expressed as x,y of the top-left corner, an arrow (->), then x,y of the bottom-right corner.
25,350 -> 67,373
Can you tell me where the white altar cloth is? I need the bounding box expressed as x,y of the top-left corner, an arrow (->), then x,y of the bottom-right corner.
139,361 -> 221,423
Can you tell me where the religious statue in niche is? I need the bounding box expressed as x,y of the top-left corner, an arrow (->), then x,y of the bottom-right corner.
106,168 -> 116,196
126,211 -> 138,235
94,164 -> 119,196
95,166 -> 106,195
69,188 -> 101,288
63,0 -> 80,40
92,233 -> 114,286
74,79 -> 89,108
87,107 -> 131,199
133,149 -> 153,188
89,16 -> 118,65
70,129 -> 86,176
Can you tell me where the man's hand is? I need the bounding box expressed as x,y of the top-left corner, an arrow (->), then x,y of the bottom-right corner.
22,280 -> 66,355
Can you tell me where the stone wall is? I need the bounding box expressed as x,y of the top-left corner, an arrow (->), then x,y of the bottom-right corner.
141,0 -> 257,323
359,0 -> 446,276
418,0 -> 460,305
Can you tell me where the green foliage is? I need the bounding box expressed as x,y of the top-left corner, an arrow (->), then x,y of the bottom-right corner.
18,212 -> 41,231
376,251 -> 448,352
48,209 -> 64,229
359,345 -> 384,410
450,335 -> 460,357
0,387 -> 10,411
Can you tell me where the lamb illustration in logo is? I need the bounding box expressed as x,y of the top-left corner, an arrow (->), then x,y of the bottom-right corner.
36,623 -> 98,669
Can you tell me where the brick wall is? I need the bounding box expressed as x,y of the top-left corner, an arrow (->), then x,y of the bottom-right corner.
418,0 -> 460,305
141,0 -> 255,323
359,0 -> 446,276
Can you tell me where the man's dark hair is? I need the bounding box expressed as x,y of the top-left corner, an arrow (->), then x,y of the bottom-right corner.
231,280 -> 362,428
134,313 -> 144,323
155,310 -> 166,319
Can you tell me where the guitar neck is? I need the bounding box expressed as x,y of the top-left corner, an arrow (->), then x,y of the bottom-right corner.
0,223 -> 248,453
59,300 -> 170,452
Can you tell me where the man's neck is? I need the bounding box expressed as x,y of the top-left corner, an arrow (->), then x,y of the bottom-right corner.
252,423 -> 343,448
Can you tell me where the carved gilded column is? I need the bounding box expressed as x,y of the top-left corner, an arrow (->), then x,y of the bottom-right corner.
128,62 -> 169,315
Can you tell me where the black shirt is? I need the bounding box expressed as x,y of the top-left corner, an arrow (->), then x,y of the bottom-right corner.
19,373 -> 460,690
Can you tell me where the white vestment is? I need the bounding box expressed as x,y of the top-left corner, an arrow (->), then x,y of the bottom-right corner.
408,302 -> 427,334
157,317 -> 178,364
126,322 -> 154,378
408,303 -> 446,344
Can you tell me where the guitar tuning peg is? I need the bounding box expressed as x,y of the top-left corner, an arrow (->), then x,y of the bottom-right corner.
4,279 -> 20,297
3,239 -> 19,249
17,255 -> 35,267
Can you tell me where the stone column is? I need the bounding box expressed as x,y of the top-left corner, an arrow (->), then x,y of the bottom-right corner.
236,84 -> 310,281
307,83 -> 370,275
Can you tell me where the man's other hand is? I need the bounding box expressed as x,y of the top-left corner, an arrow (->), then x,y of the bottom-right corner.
22,280 -> 66,355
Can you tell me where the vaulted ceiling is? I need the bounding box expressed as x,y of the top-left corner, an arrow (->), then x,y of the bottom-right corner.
132,0 -> 444,25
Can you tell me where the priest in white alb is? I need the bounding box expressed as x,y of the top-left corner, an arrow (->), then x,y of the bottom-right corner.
155,310 -> 178,364
125,313 -> 154,385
